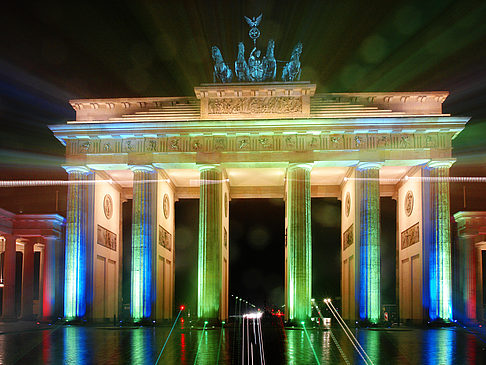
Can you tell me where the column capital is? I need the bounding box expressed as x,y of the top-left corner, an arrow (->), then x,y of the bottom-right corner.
129,165 -> 155,173
426,159 -> 455,169
288,162 -> 314,171
197,164 -> 221,172
63,165 -> 91,174
356,161 -> 384,170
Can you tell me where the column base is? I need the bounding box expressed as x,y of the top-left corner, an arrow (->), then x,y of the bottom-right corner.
0,315 -> 18,322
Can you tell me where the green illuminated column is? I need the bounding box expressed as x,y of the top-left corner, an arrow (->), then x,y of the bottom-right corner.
285,163 -> 312,322
356,162 -> 381,323
427,160 -> 454,321
130,165 -> 156,322
64,166 -> 92,320
197,165 -> 223,320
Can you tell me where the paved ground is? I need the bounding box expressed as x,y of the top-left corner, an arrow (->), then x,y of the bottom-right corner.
0,317 -> 485,364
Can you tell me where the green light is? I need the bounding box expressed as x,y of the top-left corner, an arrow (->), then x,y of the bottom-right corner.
286,164 -> 312,321
193,321 -> 208,364
301,321 -> 321,365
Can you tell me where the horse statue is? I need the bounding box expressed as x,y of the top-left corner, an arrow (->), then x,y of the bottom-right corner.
212,46 -> 233,83
248,47 -> 264,82
263,39 -> 276,81
234,42 -> 250,81
282,42 -> 302,82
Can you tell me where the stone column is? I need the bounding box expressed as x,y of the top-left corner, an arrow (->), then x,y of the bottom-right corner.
197,165 -> 223,320
426,160 -> 454,321
130,165 -> 156,322
356,162 -> 381,323
285,163 -> 312,322
42,235 -> 61,319
21,239 -> 35,320
2,234 -> 17,320
458,234 -> 476,321
64,166 -> 92,320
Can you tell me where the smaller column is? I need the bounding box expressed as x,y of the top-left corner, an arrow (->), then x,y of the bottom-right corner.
2,234 -> 17,320
42,235 -> 61,320
21,239 -> 35,320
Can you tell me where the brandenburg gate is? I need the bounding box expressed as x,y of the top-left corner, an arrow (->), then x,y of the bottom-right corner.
48,81 -> 468,324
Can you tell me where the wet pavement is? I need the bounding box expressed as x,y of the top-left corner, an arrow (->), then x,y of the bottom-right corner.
1,318 -> 486,364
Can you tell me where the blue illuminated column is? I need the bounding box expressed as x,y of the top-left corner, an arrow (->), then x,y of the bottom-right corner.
356,162 -> 381,323
64,166 -> 92,320
197,165 -> 226,320
426,160 -> 454,321
285,163 -> 312,322
130,165 -> 156,322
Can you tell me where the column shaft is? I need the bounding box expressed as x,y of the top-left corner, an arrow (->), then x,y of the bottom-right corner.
356,163 -> 381,323
428,162 -> 453,321
2,234 -> 17,319
197,166 -> 223,319
64,167 -> 90,319
21,239 -> 35,319
459,236 -> 476,321
131,167 -> 156,321
42,236 -> 61,319
64,167 -> 91,320
286,164 -> 312,321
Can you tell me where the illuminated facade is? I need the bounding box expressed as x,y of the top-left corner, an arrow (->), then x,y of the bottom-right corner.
0,209 -> 64,320
48,82 -> 468,323
453,211 -> 486,323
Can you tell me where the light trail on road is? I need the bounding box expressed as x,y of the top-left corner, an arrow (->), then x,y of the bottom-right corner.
241,312 -> 265,365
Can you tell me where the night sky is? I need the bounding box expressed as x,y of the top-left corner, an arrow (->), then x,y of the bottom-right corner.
1,0 -> 486,311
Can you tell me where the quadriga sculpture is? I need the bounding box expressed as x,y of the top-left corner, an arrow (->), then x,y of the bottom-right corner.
234,42 -> 250,82
263,39 -> 276,81
248,48 -> 264,82
282,42 -> 302,82
212,46 -> 233,83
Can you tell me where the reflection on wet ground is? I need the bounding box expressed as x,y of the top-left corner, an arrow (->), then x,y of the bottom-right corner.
1,317 -> 486,364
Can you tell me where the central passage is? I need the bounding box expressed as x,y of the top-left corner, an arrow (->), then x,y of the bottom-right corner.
229,199 -> 285,314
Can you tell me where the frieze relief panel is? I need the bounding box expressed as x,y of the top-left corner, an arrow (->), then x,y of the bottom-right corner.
69,131 -> 455,156
208,97 -> 302,115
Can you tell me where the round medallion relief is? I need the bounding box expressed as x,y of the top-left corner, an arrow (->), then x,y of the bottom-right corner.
103,194 -> 113,219
405,190 -> 414,217
345,192 -> 351,217
163,194 -> 170,219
